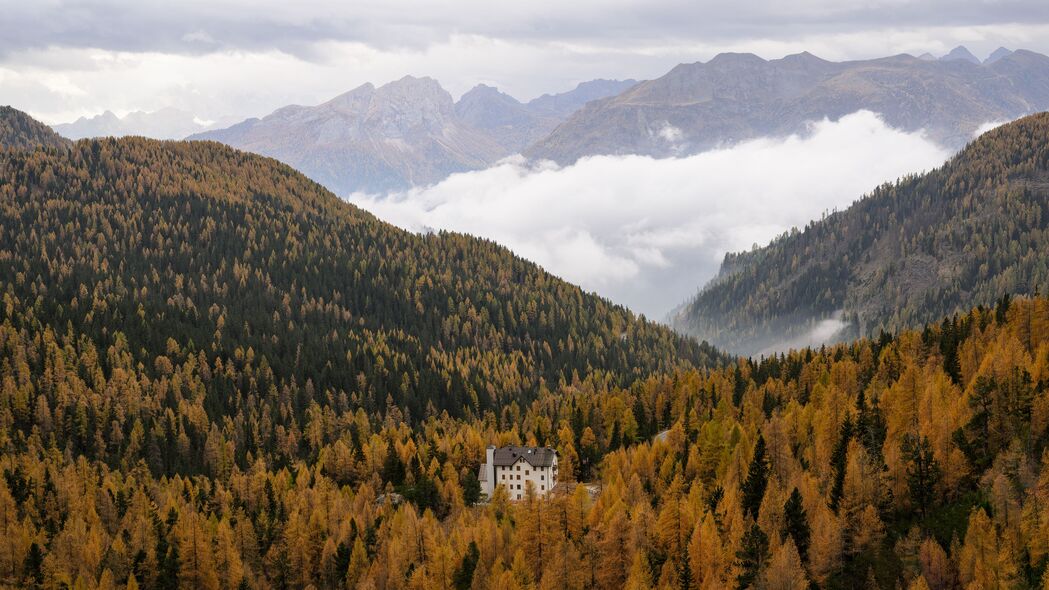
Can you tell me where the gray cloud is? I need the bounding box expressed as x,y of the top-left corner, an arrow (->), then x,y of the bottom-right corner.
3,0 -> 1049,59
3,1 -> 1047,143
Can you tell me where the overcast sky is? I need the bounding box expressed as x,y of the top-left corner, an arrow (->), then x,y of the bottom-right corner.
2,0 -> 1049,124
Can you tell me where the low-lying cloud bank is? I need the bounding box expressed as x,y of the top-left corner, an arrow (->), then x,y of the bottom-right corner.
349,111 -> 953,318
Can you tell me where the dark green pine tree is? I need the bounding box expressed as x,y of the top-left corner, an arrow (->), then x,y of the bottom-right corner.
462,470 -> 481,506
158,541 -> 181,590
22,542 -> 44,589
609,420 -> 622,450
829,415 -> 854,513
741,435 -> 770,519
453,541 -> 480,590
782,488 -> 810,563
903,433 -> 942,521
382,446 -> 406,486
735,524 -> 770,589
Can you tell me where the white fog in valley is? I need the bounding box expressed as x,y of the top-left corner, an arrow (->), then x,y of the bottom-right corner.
351,111 -> 954,319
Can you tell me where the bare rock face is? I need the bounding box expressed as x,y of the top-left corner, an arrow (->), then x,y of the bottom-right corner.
455,84 -> 559,153
525,49 -> 1049,164
984,47 -> 1014,65
193,76 -> 505,193
193,77 -> 635,194
940,45 -> 982,64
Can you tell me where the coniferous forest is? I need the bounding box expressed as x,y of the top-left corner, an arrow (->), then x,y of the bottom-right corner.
2,106 -> 1049,590
679,113 -> 1049,356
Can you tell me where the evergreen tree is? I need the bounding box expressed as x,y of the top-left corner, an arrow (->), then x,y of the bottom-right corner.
741,435 -> 770,519
735,524 -> 770,589
382,446 -> 406,486
903,433 -> 942,521
22,542 -> 43,589
453,541 -> 480,590
829,416 -> 854,513
158,541 -> 181,590
462,470 -> 481,506
782,488 -> 810,563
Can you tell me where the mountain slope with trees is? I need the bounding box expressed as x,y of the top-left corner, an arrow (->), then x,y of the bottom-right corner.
0,106 -> 70,150
2,257 -> 1047,588
675,111 -> 1049,356
0,129 -> 720,433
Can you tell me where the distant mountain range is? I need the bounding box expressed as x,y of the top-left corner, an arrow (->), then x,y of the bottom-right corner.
0,105 -> 69,150
672,112 -> 1049,356
190,77 -> 636,194
526,47 -> 1049,164
174,46 -> 1049,194
53,107 -> 222,140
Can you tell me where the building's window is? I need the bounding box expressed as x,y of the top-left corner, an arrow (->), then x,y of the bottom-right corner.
525,470 -> 530,475
541,485 -> 545,491
541,475 -> 545,481
516,465 -> 521,471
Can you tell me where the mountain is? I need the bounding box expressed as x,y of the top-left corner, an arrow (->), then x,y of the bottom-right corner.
940,45 -> 981,64
526,49 -> 1049,164
0,105 -> 70,150
526,78 -> 638,119
192,76 -> 635,193
0,129 -> 720,425
454,84 -> 559,153
673,112 -> 1049,355
984,46 -> 1014,64
54,107 -> 214,140
191,76 -> 512,193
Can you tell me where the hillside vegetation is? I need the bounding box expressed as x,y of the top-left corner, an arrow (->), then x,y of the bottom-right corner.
1,268 -> 1048,588
0,106 -> 70,151
677,112 -> 1049,356
0,134 -> 719,433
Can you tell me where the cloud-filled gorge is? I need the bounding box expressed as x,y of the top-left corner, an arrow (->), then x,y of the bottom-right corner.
350,111 -> 953,319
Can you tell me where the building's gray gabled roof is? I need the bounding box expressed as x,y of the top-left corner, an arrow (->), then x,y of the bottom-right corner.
490,446 -> 558,468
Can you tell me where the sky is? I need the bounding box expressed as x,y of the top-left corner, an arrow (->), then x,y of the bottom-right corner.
2,0 -> 1049,124
351,111 -> 953,319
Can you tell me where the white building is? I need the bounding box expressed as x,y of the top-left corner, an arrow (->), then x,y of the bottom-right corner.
479,445 -> 558,500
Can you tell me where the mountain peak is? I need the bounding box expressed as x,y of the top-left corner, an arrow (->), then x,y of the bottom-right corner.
707,52 -> 766,66
940,45 -> 980,64
984,47 -> 1014,64
780,50 -> 824,62
385,75 -> 443,91
460,83 -> 519,102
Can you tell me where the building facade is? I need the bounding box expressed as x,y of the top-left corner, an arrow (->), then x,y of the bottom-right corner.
479,445 -> 558,500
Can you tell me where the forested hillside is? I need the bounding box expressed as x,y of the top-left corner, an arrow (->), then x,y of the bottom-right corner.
0,133 -> 718,435
2,260 -> 1048,589
677,112 -> 1049,356
0,106 -> 70,150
